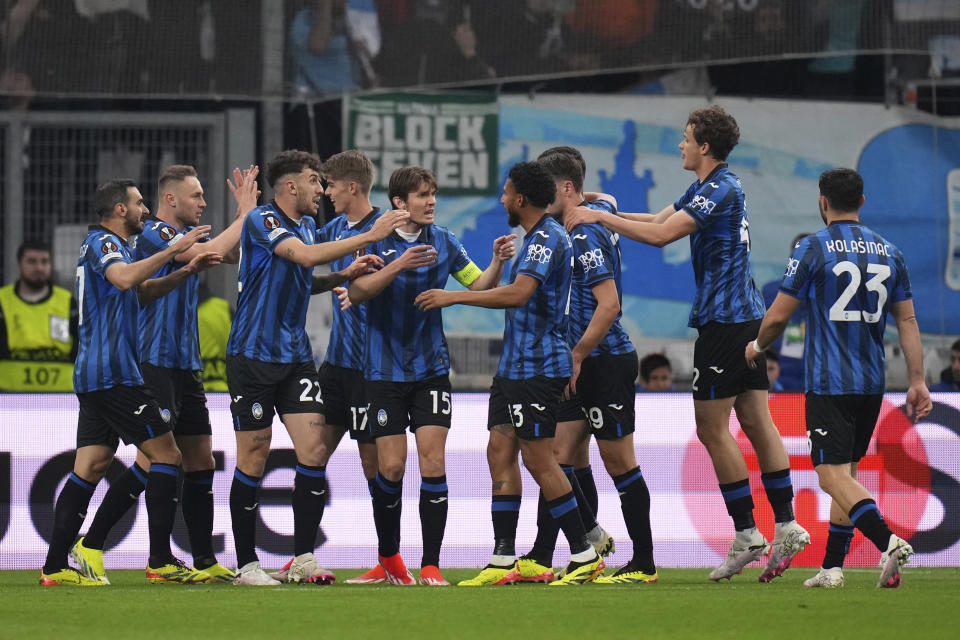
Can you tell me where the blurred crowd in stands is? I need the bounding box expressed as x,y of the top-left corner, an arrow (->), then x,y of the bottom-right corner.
2,0 -> 958,109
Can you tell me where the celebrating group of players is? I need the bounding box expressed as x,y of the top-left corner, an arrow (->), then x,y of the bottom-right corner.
40,105 -> 932,590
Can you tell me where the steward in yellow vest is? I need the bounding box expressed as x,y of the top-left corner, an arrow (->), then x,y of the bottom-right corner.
0,242 -> 77,391
197,294 -> 231,392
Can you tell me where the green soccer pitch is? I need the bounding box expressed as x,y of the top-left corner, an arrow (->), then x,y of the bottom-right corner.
3,568 -> 959,639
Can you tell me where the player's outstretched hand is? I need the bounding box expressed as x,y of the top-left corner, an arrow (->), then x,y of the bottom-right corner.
343,254 -> 384,279
172,225 -> 212,254
564,206 -> 602,232
493,234 -> 517,261
415,288 -> 452,311
905,382 -> 932,423
228,164 -> 260,218
333,286 -> 351,311
185,251 -> 222,274
371,209 -> 410,240
396,245 -> 438,270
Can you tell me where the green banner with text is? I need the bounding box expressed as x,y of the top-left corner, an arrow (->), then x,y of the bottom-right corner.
345,92 -> 499,196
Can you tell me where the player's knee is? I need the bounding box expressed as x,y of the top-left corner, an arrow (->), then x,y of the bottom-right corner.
379,458 -> 406,482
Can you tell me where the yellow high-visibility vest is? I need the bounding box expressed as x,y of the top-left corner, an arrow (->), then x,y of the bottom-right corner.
197,296 -> 231,392
0,283 -> 74,391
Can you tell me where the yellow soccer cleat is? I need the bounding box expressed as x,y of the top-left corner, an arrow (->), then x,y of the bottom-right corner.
40,567 -> 106,587
70,537 -> 109,584
516,556 -> 554,583
594,565 -> 658,584
194,562 -> 236,584
146,557 -> 205,584
457,563 -> 520,586
549,555 -> 604,586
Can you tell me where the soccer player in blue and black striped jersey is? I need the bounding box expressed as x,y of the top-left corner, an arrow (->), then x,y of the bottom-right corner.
71,165 -> 260,585
747,168 -> 932,588
41,179 -> 218,586
566,106 -> 809,582
348,165 -> 516,586
524,146 -> 657,585
226,150 -> 407,586
416,161 -> 604,586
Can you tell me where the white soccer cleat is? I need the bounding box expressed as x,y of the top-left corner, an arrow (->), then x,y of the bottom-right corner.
709,528 -> 770,582
270,553 -> 336,584
878,535 -> 913,588
234,561 -> 281,586
759,520 -> 811,583
803,567 -> 844,588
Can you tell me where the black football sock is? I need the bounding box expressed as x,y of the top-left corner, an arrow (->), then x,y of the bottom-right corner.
549,492 -> 591,556
761,468 -> 795,524
42,473 -> 97,574
491,494 -> 521,564
419,475 -> 448,568
229,469 -> 261,568
719,478 -> 756,531
613,467 -> 656,574
371,473 -> 403,557
574,465 -> 599,521
527,490 -> 558,566
292,464 -> 327,557
146,464 -> 180,567
84,462 -> 147,550
849,499 -> 895,551
823,523 -> 855,569
181,469 -> 216,568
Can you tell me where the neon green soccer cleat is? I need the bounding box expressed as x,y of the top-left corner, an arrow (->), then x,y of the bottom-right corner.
549,555 -> 604,586
194,562 -> 236,583
457,563 -> 520,586
146,558 -> 205,584
516,556 -> 554,583
70,537 -> 109,584
40,568 -> 106,587
594,564 -> 658,584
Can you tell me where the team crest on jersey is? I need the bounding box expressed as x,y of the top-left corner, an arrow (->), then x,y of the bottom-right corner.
160,408 -> 172,423
159,226 -> 177,241
264,215 -> 281,231
252,402 -> 264,420
377,409 -> 388,426
101,240 -> 119,254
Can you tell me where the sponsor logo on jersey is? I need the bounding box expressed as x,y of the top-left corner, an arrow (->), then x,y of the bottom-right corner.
524,243 -> 553,265
578,248 -> 604,272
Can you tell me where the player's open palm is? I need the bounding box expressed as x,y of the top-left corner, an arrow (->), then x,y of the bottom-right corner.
173,225 -> 212,254
371,209 -> 410,240
228,164 -> 260,217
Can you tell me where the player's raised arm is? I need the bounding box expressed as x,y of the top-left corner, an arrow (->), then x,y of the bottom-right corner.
276,209 -> 409,267
137,251 -> 222,304
311,254 -> 384,294
466,234 -> 517,291
105,225 -> 210,291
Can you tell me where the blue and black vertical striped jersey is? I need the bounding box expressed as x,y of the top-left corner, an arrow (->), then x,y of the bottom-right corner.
674,164 -> 765,328
568,200 -> 634,357
227,203 -> 317,364
131,217 -> 201,370
315,208 -> 380,370
779,221 -> 911,395
497,215 -> 573,380
363,224 -> 482,382
73,226 -> 143,392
